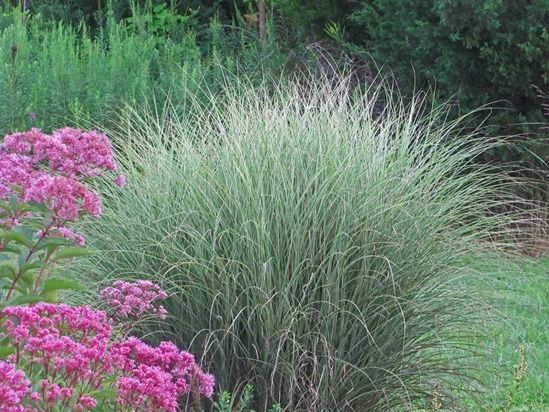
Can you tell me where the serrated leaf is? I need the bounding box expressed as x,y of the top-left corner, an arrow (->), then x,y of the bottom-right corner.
52,247 -> 93,261
41,278 -> 82,293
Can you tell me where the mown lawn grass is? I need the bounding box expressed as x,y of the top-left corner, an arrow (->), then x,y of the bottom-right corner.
464,257 -> 548,411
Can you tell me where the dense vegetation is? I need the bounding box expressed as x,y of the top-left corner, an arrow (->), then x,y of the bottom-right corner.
4,0 -> 548,125
0,6 -> 284,133
79,80 -> 534,410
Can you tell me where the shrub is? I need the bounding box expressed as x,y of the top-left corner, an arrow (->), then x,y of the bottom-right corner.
343,1 -> 549,122
347,0 -> 549,173
82,77 -> 529,410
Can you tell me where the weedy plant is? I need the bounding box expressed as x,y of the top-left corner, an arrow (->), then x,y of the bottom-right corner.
501,345 -> 529,412
213,384 -> 283,412
82,76 -> 533,410
0,6 -> 286,135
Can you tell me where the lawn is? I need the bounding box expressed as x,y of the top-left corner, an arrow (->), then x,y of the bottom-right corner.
465,257 -> 548,411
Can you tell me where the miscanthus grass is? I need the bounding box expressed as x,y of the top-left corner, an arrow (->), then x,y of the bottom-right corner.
80,77 -> 533,411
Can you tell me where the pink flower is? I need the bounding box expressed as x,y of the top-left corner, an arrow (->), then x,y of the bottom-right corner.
55,227 -> 86,246
194,370 -> 216,398
1,302 -> 215,411
75,395 -> 97,411
0,127 -> 121,219
114,174 -> 126,187
24,174 -> 101,220
0,361 -> 31,410
111,336 -> 215,410
117,364 -> 179,411
101,280 -> 169,320
3,128 -> 46,155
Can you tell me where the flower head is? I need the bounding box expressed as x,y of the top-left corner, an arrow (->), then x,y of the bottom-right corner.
101,280 -> 168,320
0,361 -> 31,411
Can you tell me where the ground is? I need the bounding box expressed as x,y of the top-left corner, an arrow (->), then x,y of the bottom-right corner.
467,257 -> 548,411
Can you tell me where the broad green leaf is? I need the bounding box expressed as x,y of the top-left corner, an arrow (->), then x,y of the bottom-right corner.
36,237 -> 74,250
52,247 -> 93,261
39,291 -> 59,303
0,278 -> 11,289
0,261 -> 17,279
2,231 -> 32,248
2,244 -> 21,254
20,271 -> 36,291
13,226 -> 35,244
19,260 -> 48,274
10,295 -> 47,305
41,278 -> 83,293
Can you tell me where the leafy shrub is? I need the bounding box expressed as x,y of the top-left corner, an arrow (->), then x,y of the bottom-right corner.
341,1 -> 549,120
80,77 -> 531,410
348,0 -> 549,169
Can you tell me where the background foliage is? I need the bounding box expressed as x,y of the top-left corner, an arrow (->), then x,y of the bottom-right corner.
0,4 -> 285,133
1,1 -> 546,170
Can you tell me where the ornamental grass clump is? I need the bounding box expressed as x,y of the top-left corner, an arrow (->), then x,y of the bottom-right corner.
84,78 -> 531,410
0,128 -> 214,411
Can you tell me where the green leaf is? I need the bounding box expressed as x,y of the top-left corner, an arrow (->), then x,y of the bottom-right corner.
2,231 -> 32,248
35,237 -> 74,251
26,201 -> 50,213
40,291 -> 59,303
0,278 -> 11,289
20,270 -> 36,291
0,346 -> 15,358
10,295 -> 47,305
88,387 -> 118,402
52,247 -> 93,261
8,194 -> 18,212
41,278 -> 83,293
0,261 -> 17,279
20,260 -> 48,274
1,244 -> 21,254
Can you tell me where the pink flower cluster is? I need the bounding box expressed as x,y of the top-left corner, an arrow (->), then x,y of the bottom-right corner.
101,280 -> 169,320
0,361 -> 33,412
0,303 -> 214,411
112,337 -> 215,410
0,127 -> 124,233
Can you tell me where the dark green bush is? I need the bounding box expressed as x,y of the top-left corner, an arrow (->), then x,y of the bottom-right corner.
352,0 -> 549,119
350,1 -> 549,121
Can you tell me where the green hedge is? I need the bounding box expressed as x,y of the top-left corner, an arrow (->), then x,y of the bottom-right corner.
349,0 -> 549,126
